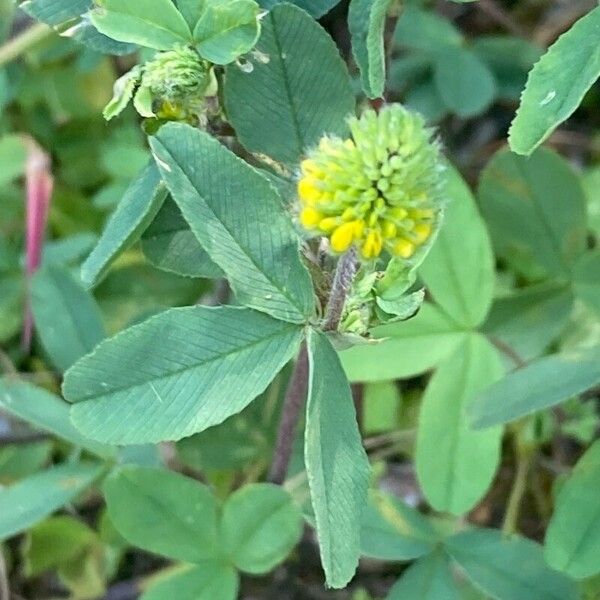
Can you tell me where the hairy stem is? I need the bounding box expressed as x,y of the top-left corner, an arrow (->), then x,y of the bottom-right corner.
269,250 -> 359,484
322,248 -> 358,331
0,22 -> 53,68
268,343 -> 309,485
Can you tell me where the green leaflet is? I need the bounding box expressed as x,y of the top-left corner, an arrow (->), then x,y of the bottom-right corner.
221,484 -> 303,574
509,6 -> 600,155
433,46 -> 496,118
0,443 -> 52,483
545,440 -> 600,579
394,6 -> 462,53
193,0 -> 261,65
348,0 -> 394,99
24,516 -> 98,577
483,282 -> 574,362
150,122 -> 314,323
341,302 -> 467,382
91,0 -> 192,50
360,491 -> 438,561
257,0 -> 340,19
103,466 -> 219,563
305,329 -> 370,588
81,162 -> 167,286
387,551 -> 460,600
478,147 -> 587,279
420,166 -> 495,329
141,562 -> 239,600
31,264 -> 105,371
64,305 -> 303,444
0,135 -> 27,186
470,345 -> 600,429
446,529 -> 579,600
362,381 -> 400,434
573,250 -> 600,317
141,195 -> 223,279
224,3 -> 355,166
415,334 -> 504,515
175,0 -> 205,28
21,0 -> 91,26
0,379 -> 114,458
0,463 -> 103,540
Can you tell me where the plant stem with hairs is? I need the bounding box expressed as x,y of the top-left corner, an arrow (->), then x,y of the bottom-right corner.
268,249 -> 358,484
268,342 -> 309,485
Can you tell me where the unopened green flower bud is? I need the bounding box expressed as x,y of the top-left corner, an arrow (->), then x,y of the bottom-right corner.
139,46 -> 217,122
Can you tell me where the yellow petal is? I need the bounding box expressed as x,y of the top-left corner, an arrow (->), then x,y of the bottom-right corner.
353,220 -> 365,238
331,222 -> 357,253
361,230 -> 383,259
300,207 -> 323,229
413,223 -> 432,243
298,178 -> 321,204
319,217 -> 339,232
393,239 -> 415,259
382,221 -> 397,239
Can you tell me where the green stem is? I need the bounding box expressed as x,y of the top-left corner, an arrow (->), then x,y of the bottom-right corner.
502,437 -> 534,536
0,22 -> 54,68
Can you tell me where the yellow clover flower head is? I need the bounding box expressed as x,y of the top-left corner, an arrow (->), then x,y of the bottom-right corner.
298,104 -> 445,261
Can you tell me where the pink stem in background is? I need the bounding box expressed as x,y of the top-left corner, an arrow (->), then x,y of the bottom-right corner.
21,139 -> 53,352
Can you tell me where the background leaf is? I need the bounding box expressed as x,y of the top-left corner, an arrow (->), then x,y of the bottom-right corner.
21,0 -> 91,26
103,466 -> 219,562
420,166 -> 495,328
23,516 -> 97,577
31,264 -> 105,372
151,123 -> 314,323
341,303 -> 466,382
415,334 -> 504,515
221,483 -> 302,574
470,345 -> 600,429
387,551 -> 460,600
545,440 -> 600,579
224,3 -> 355,166
305,329 -> 370,588
478,147 -> 587,279
141,562 -> 239,600
0,379 -> 114,458
483,282 -> 573,361
446,529 -> 579,600
394,6 -> 462,53
572,250 -> 600,317
81,163 -> 167,287
0,463 -> 102,540
64,306 -> 302,444
433,47 -> 496,117
509,6 -> 600,155
360,492 -> 438,561
0,135 -> 27,187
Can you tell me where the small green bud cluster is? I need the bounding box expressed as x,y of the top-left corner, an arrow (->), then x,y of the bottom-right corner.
139,46 -> 217,121
103,45 -> 217,124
